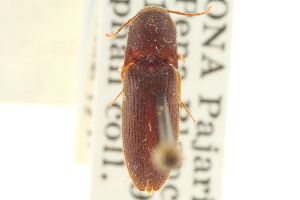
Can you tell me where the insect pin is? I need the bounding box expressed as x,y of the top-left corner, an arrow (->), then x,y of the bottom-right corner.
106,5 -> 211,195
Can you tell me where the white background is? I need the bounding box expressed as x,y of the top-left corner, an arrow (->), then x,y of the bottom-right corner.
1,1 -> 300,200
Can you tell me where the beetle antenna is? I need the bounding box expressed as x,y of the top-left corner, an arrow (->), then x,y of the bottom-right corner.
105,17 -> 134,38
166,6 -> 212,16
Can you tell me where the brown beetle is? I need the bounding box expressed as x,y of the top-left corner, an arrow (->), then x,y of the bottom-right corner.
106,5 -> 211,194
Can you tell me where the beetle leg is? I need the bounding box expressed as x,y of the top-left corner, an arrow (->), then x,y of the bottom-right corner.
110,62 -> 135,107
120,62 -> 134,81
109,91 -> 123,107
180,102 -> 196,123
177,53 -> 186,63
175,71 -> 196,123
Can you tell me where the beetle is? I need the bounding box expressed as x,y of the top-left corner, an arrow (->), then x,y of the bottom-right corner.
106,5 -> 211,194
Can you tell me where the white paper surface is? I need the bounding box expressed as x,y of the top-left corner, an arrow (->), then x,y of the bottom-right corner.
74,0 -> 99,164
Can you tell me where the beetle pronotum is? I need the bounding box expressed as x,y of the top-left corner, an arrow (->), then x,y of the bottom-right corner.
106,5 -> 211,195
